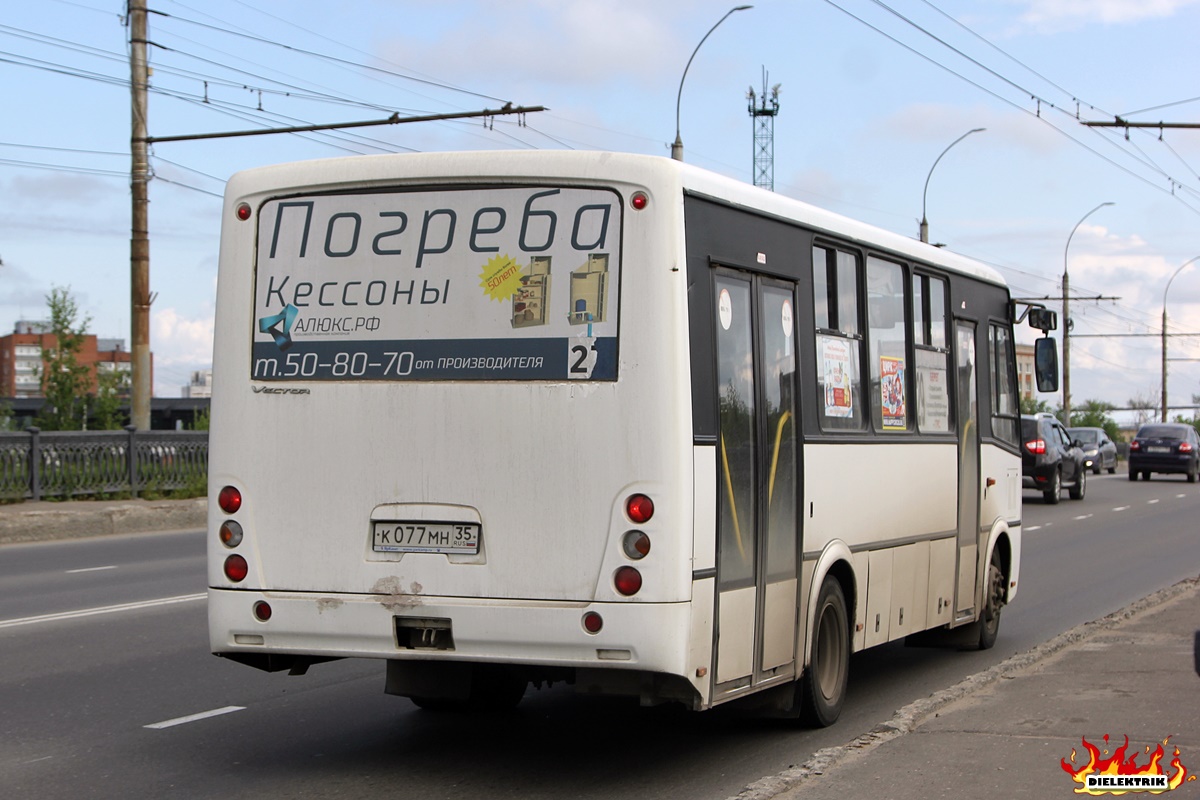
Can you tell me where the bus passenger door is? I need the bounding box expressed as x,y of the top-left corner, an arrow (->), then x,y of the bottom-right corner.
712,272 -> 801,691
953,320 -> 979,618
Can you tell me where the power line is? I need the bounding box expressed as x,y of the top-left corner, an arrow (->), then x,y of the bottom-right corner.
818,0 -> 1200,217
153,9 -> 512,105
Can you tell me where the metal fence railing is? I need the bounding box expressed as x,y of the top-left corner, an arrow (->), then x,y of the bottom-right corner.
0,428 -> 208,501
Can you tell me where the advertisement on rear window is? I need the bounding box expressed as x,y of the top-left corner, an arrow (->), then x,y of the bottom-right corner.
252,186 -> 620,381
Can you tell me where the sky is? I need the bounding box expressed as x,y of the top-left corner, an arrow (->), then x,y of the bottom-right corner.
2,0 -> 1200,419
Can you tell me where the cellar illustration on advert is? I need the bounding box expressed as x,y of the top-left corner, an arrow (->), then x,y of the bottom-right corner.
511,256 -> 552,328
510,252 -> 610,329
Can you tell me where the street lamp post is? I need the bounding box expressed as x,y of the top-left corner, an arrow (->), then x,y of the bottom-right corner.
1062,201 -> 1114,425
1162,255 -> 1200,421
671,5 -> 752,162
919,128 -> 985,244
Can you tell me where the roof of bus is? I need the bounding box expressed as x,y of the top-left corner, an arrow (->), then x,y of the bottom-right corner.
227,150 -> 1006,287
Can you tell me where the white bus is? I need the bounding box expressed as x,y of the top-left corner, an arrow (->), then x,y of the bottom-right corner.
208,151 -> 1056,724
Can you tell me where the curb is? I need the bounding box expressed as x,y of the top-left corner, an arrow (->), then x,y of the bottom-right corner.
725,574 -> 1200,800
0,498 -> 207,544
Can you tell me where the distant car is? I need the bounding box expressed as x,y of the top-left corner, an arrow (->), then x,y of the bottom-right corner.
1067,426 -> 1118,475
1128,423 -> 1199,482
1021,413 -> 1087,503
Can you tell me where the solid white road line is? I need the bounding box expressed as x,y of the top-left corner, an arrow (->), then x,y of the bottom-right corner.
144,706 -> 245,730
0,593 -> 206,629
66,565 -> 118,574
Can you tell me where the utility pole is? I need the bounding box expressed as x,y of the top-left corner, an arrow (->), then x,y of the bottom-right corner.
747,68 -> 779,191
129,0 -> 152,431
124,0 -> 543,430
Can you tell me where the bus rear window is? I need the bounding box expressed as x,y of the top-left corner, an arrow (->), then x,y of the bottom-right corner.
251,186 -> 621,382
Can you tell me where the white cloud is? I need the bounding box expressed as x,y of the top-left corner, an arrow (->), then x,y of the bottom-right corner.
152,306 -> 214,396
374,1 -> 677,92
1011,0 -> 1200,31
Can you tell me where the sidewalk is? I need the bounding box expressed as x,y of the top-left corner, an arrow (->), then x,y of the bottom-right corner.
0,497 -> 207,544
734,576 -> 1200,800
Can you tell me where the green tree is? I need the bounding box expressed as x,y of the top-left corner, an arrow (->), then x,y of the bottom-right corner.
91,368 -> 129,430
1069,399 -> 1120,441
36,286 -> 92,431
1171,394 -> 1200,436
1020,395 -> 1051,415
189,405 -> 210,431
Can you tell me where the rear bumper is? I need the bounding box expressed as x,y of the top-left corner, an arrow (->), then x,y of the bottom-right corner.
1128,454 -> 1196,474
208,588 -> 695,676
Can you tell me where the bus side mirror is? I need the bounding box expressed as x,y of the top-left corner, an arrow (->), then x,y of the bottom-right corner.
1035,337 -> 1059,393
1028,307 -> 1057,332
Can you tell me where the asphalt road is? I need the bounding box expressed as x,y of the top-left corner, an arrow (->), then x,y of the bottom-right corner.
2,472 -> 1198,799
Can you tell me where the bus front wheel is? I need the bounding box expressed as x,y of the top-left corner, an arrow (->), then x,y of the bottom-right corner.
800,576 -> 850,727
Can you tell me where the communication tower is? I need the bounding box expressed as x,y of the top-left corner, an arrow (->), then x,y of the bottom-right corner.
747,68 -> 781,191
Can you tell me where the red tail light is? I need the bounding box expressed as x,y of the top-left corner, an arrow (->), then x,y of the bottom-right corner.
253,601 -> 272,621
1025,439 -> 1046,455
1180,442 -> 1194,453
1130,441 -> 1141,452
614,566 -> 642,596
582,612 -> 603,633
626,494 -> 654,524
224,554 -> 248,582
218,485 -> 242,514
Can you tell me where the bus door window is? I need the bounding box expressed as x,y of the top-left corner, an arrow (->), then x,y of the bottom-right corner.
954,321 -> 980,616
713,273 -> 801,684
715,277 -> 757,591
758,283 -> 799,673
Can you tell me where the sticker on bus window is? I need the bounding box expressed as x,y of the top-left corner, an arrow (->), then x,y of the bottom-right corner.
250,186 -> 621,382
879,356 -> 906,430
718,288 -> 733,331
821,337 -> 854,418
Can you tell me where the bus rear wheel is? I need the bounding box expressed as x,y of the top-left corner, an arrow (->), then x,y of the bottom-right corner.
800,576 -> 850,727
978,549 -> 1005,650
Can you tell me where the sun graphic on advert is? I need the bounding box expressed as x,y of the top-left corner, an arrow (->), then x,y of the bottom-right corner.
478,254 -> 524,302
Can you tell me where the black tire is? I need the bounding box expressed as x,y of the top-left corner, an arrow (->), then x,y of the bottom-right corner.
1107,465 -> 1117,475
1069,467 -> 1086,500
1091,464 -> 1101,475
1043,469 -> 1061,504
1142,471 -> 1151,481
800,576 -> 850,728
1188,466 -> 1197,484
978,549 -> 1005,650
1128,469 -> 1137,481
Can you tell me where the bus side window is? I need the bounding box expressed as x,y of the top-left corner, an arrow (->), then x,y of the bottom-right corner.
867,256 -> 909,432
813,245 -> 864,431
913,273 -> 953,434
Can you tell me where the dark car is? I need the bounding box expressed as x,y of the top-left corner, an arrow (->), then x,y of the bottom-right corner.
1021,413 -> 1087,503
1128,423 -> 1199,482
1067,426 -> 1118,475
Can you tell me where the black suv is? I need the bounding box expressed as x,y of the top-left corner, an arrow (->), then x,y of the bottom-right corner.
1021,414 -> 1087,504
1128,423 -> 1200,482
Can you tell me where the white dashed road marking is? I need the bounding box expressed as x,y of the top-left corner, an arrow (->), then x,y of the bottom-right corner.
145,706 -> 245,730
